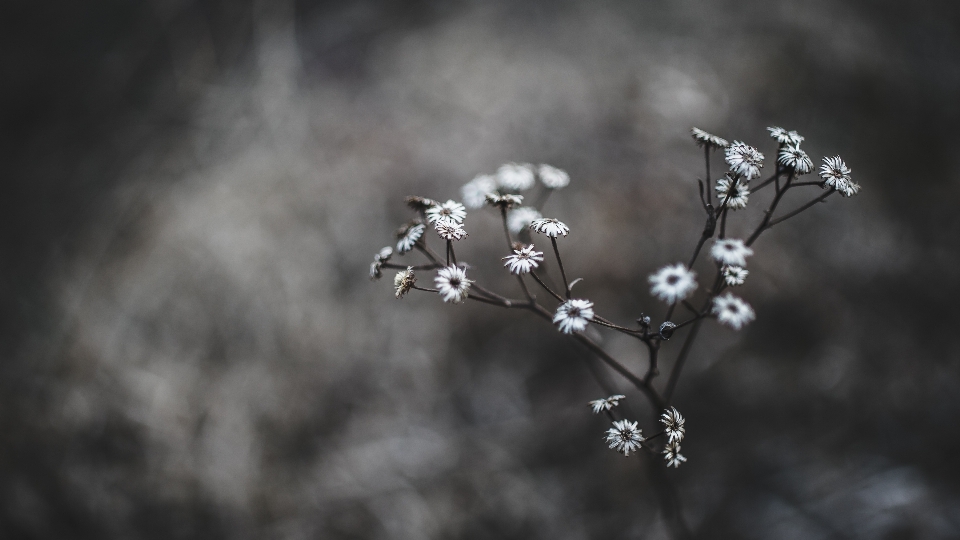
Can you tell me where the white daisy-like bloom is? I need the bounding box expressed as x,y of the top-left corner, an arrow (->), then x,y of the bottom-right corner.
434,220 -> 467,241
778,146 -> 813,175
434,265 -> 473,303
715,174 -> 750,210
461,174 -> 497,209
648,263 -> 698,304
712,293 -> 755,330
396,223 -> 425,253
724,141 -> 765,179
486,192 -> 524,209
394,267 -> 416,299
710,238 -> 754,267
502,244 -> 545,275
496,163 -> 536,191
767,126 -> 805,146
722,265 -> 749,286
425,200 -> 467,224
506,206 -> 542,234
819,156 -> 851,188
605,420 -> 644,456
530,218 -> 570,238
369,246 -> 393,280
663,441 -> 687,468
538,164 -> 570,189
589,394 -> 626,414
690,127 -> 729,148
836,179 -> 861,198
660,407 -> 686,444
554,299 -> 595,334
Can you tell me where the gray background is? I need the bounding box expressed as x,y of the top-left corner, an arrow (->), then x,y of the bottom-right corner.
2,0 -> 959,538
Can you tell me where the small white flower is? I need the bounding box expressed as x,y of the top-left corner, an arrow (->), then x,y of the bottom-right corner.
530,218 -> 570,238
496,163 -> 536,191
369,247 -> 393,280
663,441 -> 687,468
435,266 -> 472,303
660,407 -> 686,444
725,141 -> 765,179
435,220 -> 467,241
461,174 -> 497,209
538,164 -> 570,189
507,207 -> 543,234
767,126 -> 804,146
554,299 -> 595,334
605,420 -> 644,456
715,174 -> 750,210
818,156 -> 851,188
648,264 -> 697,304
396,223 -> 425,253
589,394 -> 626,414
502,244 -> 545,275
425,200 -> 467,224
778,146 -> 813,174
394,267 -> 416,299
710,238 -> 754,267
836,179 -> 861,197
722,265 -> 749,286
486,193 -> 524,209
691,127 -> 729,148
818,156 -> 859,197
712,293 -> 755,330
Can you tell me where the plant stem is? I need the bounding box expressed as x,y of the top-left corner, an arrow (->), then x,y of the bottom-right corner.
551,237 -> 572,299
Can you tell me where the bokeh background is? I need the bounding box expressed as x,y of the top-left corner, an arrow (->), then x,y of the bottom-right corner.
3,0 -> 960,538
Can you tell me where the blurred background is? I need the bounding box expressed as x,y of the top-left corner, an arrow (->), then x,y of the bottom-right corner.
2,0 -> 960,538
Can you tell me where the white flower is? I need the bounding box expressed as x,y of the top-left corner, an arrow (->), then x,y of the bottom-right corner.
503,244 -> 544,275
538,164 -> 570,189
767,126 -> 804,146
722,265 -> 749,286
648,264 -> 697,304
589,394 -> 626,414
818,156 -> 851,188
461,174 -> 497,209
660,407 -> 686,444
496,163 -> 536,191
507,207 -> 542,234
396,223 -> 425,253
435,220 -> 467,241
554,299 -> 595,334
663,441 -> 687,468
435,266 -> 472,303
778,146 -> 813,174
605,420 -> 644,456
725,141 -> 764,179
836,179 -> 861,197
394,267 -> 416,299
530,218 -> 570,238
425,200 -> 467,224
712,293 -> 755,330
715,174 -> 750,210
691,127 -> 729,148
486,193 -> 524,209
710,238 -> 754,267
369,247 -> 393,280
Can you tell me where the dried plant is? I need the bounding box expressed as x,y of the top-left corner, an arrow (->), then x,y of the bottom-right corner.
371,125 -> 859,537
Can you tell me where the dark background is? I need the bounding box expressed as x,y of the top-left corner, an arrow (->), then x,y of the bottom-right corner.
2,0 -> 959,538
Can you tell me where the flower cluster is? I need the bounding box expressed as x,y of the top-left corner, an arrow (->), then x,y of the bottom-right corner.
372,124 -> 860,478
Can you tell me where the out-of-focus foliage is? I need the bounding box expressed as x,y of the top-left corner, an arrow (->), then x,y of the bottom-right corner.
2,0 -> 960,538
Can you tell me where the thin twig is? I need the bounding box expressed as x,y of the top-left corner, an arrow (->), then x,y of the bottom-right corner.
766,190 -> 835,228
550,237 -> 572,299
